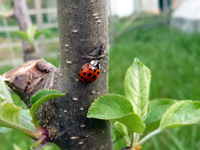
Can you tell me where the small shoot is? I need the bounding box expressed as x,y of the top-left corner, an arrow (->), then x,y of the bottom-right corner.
0,76 -> 13,102
14,25 -> 50,47
0,77 -> 65,149
30,90 -> 66,129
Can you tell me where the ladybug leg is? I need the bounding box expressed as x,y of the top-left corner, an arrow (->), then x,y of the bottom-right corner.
83,52 -> 108,59
82,44 -> 108,60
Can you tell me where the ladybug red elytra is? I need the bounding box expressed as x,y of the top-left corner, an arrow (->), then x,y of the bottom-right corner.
78,60 -> 100,83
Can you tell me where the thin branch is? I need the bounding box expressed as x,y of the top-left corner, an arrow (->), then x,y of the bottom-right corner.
139,128 -> 162,144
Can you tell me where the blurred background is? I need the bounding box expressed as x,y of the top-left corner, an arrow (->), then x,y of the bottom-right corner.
1,0 -> 200,149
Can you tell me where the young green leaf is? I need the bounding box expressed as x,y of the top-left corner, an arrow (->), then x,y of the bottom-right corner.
87,94 -> 134,119
30,90 -> 65,125
27,25 -> 36,46
21,109 -> 32,121
13,31 -> 29,42
27,147 -> 34,150
113,121 -> 131,144
20,109 -> 37,131
114,121 -> 130,138
144,99 -> 177,131
160,100 -> 200,130
0,106 -> 35,134
30,90 -> 66,106
0,127 -> 12,133
115,113 -> 145,134
124,58 -> 151,119
0,102 -> 38,139
20,114 -> 38,132
0,102 -> 22,126
87,94 -> 145,134
113,137 -> 127,150
13,144 -> 23,150
34,29 -> 50,40
111,127 -> 127,150
0,76 -> 13,102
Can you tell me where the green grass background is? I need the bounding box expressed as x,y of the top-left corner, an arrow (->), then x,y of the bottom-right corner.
109,25 -> 200,150
1,25 -> 200,149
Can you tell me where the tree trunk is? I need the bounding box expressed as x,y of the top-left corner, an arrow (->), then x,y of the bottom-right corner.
47,0 -> 112,149
13,0 -> 40,61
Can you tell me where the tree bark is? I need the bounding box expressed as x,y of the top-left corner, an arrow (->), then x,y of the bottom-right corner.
13,0 -> 40,61
3,0 -> 112,150
46,0 -> 112,149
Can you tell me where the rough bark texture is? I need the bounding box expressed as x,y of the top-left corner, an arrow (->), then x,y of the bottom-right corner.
13,0 -> 40,61
3,0 -> 112,149
48,0 -> 111,149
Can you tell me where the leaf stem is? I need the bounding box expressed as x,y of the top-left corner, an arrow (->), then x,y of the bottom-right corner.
134,133 -> 140,143
130,132 -> 141,150
5,123 -> 42,140
139,128 -> 162,144
130,133 -> 134,149
31,136 -> 47,149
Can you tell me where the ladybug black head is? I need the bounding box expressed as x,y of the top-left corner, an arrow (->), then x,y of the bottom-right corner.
90,60 -> 100,69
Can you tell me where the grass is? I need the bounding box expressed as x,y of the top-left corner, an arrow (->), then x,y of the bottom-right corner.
1,24 -> 200,149
109,25 -> 200,100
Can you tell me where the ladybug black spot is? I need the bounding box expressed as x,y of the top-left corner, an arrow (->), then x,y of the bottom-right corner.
81,76 -> 83,79
97,71 -> 100,74
88,73 -> 92,77
93,69 -> 96,73
84,78 -> 88,82
86,65 -> 89,68
81,67 -> 83,71
78,73 -> 81,77
89,67 -> 92,70
83,72 -> 86,75
92,75 -> 96,79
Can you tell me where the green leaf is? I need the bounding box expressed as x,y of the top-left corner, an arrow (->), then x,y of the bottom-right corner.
34,30 -> 44,40
21,109 -> 32,121
0,76 -> 13,102
0,127 -> 12,133
113,121 -> 131,144
27,25 -> 36,45
0,102 -> 37,138
160,100 -> 200,130
111,127 -> 127,150
20,113 -> 38,132
113,138 -> 127,150
13,144 -> 23,150
115,113 -> 145,134
13,31 -> 29,42
34,29 -> 50,40
0,102 -> 20,127
114,121 -> 130,138
30,90 -> 65,125
87,94 -> 134,119
87,94 -> 145,134
30,90 -> 65,105
40,145 -> 60,150
124,58 -> 151,119
144,99 -> 177,131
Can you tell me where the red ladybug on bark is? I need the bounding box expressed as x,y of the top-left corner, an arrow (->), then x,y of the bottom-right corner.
78,60 -> 100,83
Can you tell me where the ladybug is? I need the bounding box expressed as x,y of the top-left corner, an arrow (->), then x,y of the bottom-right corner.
78,60 -> 100,83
